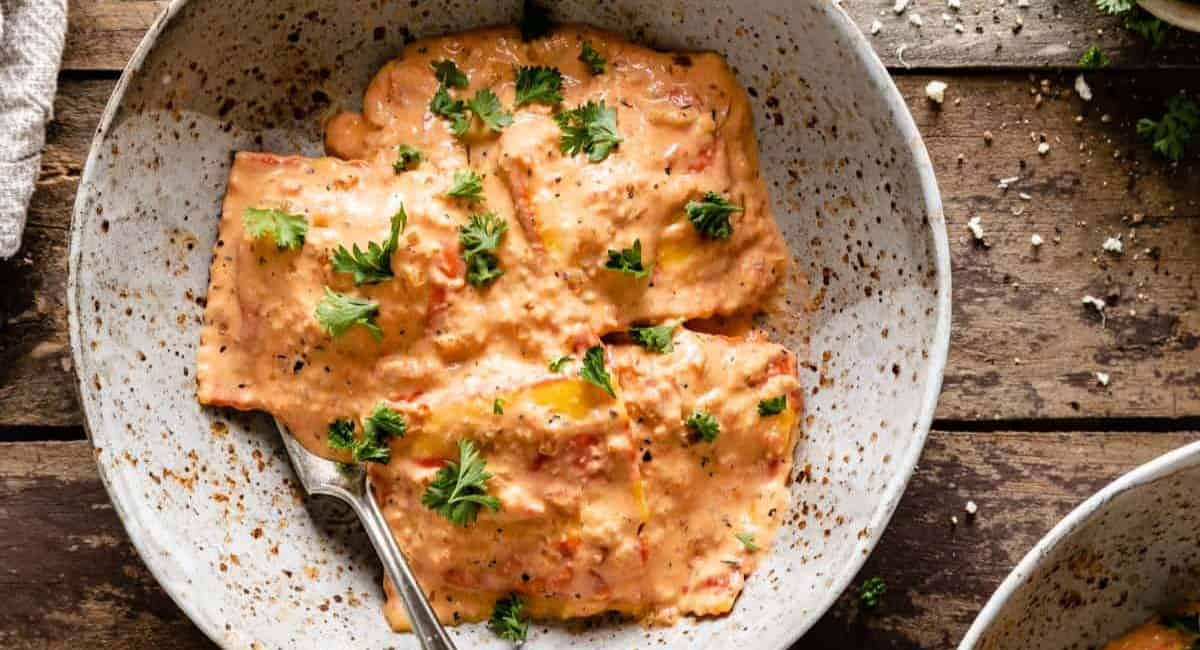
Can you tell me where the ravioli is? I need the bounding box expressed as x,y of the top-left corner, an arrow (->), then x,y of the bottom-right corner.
326,25 -> 788,332
196,22 -> 802,633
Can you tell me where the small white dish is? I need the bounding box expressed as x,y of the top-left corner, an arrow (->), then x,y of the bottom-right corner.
961,440 -> 1200,649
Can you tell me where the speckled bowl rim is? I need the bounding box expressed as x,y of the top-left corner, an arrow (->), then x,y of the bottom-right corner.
65,1 -> 951,646
958,440 -> 1200,649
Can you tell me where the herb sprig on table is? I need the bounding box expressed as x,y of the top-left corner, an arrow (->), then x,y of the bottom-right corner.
490,593 -> 529,642
1138,94 -> 1200,162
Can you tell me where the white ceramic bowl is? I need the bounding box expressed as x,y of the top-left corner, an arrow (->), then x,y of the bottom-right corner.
961,441 -> 1200,649
67,1 -> 950,647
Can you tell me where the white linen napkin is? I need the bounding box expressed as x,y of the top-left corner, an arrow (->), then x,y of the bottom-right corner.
0,0 -> 67,259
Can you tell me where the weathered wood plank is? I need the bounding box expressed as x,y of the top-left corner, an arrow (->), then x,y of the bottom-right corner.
61,0 -> 1200,73
0,432 -> 1192,647
856,0 -> 1200,70
3,72 -> 1197,425
64,1 -> 166,72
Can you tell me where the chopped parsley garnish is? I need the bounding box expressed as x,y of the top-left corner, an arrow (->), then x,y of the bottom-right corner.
757,395 -> 788,416
331,206 -> 406,285
604,239 -> 651,278
548,355 -> 573,372
493,398 -> 505,415
431,59 -> 469,89
554,100 -> 622,162
1078,45 -> 1111,70
686,411 -> 720,443
459,213 -> 508,287
1095,0 -> 1134,14
734,531 -> 760,552
421,439 -> 501,526
490,593 -> 529,642
685,192 -> 742,240
364,403 -> 407,441
519,0 -> 553,41
1138,94 -> 1199,162
243,207 -> 308,251
515,65 -> 563,106
327,418 -> 357,450
630,324 -> 675,354
579,40 -> 606,74
392,144 -> 422,173
1125,9 -> 1170,49
447,169 -> 485,203
580,345 -> 615,397
430,85 -> 471,136
1163,612 -> 1200,635
315,288 -> 382,340
859,577 -> 886,609
468,88 -> 514,132
327,409 -> 402,465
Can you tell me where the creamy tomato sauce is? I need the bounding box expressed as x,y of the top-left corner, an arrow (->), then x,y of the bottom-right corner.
197,23 -> 802,631
1104,606 -> 1200,650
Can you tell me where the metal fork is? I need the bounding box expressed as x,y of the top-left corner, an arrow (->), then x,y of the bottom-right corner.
275,419 -> 458,650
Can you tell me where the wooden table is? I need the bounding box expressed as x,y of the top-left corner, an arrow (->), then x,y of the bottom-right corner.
2,2 -> 1198,647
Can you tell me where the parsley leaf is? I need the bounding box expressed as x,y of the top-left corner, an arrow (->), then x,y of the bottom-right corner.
548,355 -> 573,372
243,207 -> 308,251
493,398 -> 505,415
422,439 -> 501,526
331,206 -> 406,285
580,345 -> 615,397
604,239 -> 651,278
468,89 -> 514,132
735,531 -> 760,552
392,145 -> 422,173
1125,9 -> 1170,49
327,418 -> 357,451
459,213 -> 508,287
1095,0 -> 1135,14
430,85 -> 471,136
490,593 -> 529,642
364,403 -> 407,441
554,100 -> 622,162
685,192 -> 742,240
447,169 -> 485,203
515,65 -> 563,106
686,411 -> 720,443
579,40 -> 606,74
757,395 -> 788,416
1138,94 -> 1199,162
315,288 -> 383,340
859,577 -> 886,609
630,324 -> 675,353
327,410 -> 401,464
1079,45 -> 1111,70
432,59 -> 469,88
520,0 -> 553,41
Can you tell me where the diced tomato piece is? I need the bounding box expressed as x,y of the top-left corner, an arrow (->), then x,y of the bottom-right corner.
412,457 -> 447,469
688,141 -> 715,173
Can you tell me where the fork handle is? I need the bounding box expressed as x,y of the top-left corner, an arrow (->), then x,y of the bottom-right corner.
355,485 -> 458,650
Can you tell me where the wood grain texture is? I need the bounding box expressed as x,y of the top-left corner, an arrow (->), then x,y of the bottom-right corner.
61,0 -> 1200,73
0,431 -> 1193,648
3,72 -> 1196,425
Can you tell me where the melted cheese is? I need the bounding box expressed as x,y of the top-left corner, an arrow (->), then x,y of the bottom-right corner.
196,24 -> 801,630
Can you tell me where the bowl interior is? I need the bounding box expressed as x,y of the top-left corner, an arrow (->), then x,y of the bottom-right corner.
68,1 -> 948,647
967,446 -> 1200,650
